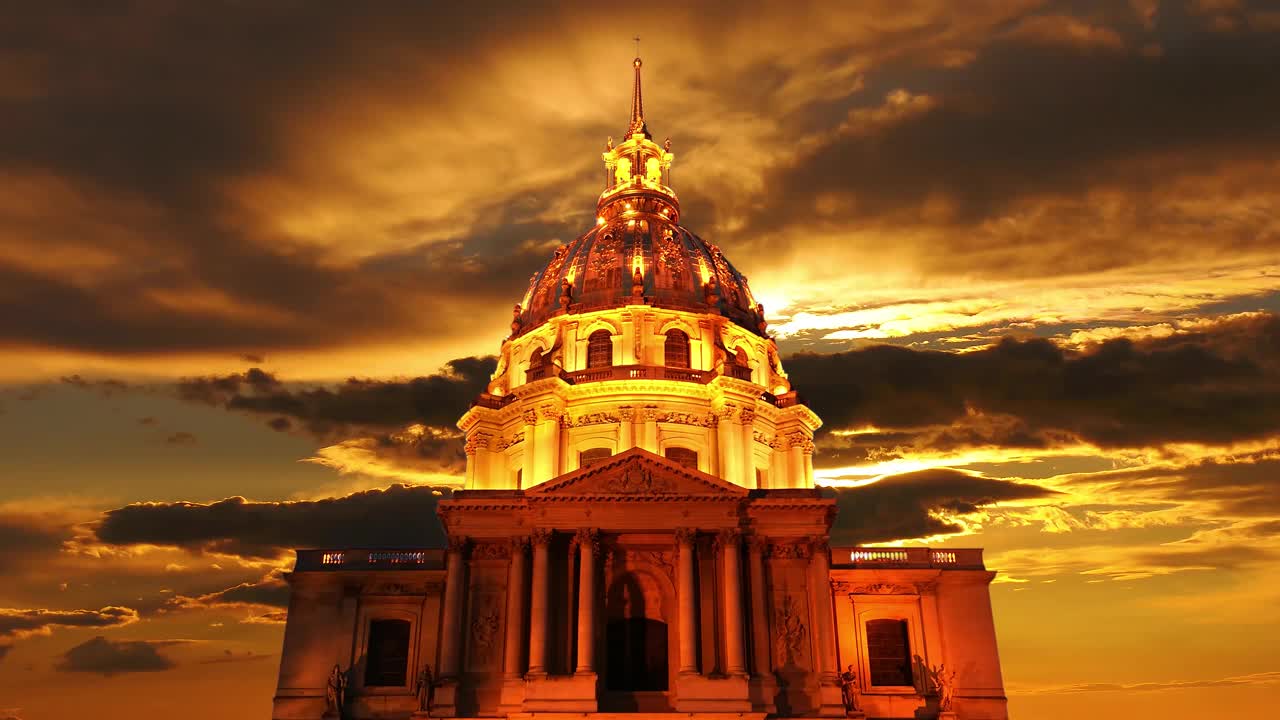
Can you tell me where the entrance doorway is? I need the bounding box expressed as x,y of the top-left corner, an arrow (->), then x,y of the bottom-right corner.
605,617 -> 669,691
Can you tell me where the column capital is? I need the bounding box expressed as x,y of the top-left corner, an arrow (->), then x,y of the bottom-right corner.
674,527 -> 698,545
522,409 -> 539,425
808,536 -> 830,558
509,535 -> 530,553
573,528 -> 601,556
747,534 -> 769,554
531,528 -> 554,546
718,527 -> 743,543
446,535 -> 470,554
617,405 -> 636,421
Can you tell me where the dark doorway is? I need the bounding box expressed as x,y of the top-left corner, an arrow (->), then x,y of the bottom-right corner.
605,618 -> 669,691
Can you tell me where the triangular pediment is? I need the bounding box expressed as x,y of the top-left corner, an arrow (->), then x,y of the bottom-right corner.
526,448 -> 748,498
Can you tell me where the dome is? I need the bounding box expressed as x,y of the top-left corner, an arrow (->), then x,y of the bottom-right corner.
511,56 -> 768,340
513,211 -> 766,339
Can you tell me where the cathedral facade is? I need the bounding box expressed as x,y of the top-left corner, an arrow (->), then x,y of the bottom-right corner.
271,58 -> 1008,720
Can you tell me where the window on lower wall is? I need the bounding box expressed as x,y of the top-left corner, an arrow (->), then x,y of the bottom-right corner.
664,446 -> 698,470
866,618 -> 913,687
579,447 -> 612,468
365,618 -> 411,687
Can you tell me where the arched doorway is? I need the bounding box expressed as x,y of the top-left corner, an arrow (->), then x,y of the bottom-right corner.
602,565 -> 674,712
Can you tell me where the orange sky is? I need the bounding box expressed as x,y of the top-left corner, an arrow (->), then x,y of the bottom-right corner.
2,2 -> 1280,718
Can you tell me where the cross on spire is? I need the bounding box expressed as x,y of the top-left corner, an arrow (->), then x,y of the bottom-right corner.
628,39 -> 649,138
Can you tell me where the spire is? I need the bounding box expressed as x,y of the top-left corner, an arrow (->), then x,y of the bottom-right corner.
627,49 -> 650,138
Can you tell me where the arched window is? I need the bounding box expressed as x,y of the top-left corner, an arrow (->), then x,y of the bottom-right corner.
579,447 -> 612,468
528,348 -> 548,379
734,347 -> 749,367
587,330 -> 613,368
364,618 -> 411,687
866,619 -> 914,687
664,329 -> 690,368
665,447 -> 698,470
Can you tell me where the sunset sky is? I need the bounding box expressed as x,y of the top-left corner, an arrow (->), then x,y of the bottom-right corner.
2,1 -> 1280,718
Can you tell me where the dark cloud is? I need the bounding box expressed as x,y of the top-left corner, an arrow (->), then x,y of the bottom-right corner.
828,468 -> 1056,545
789,312 -> 1280,459
91,485 -> 450,560
1063,452 -> 1280,518
0,607 -> 139,642
175,357 -> 495,437
54,636 -> 184,676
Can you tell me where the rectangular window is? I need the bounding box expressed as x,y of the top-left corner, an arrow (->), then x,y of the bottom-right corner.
664,447 -> 698,469
866,619 -> 913,687
364,618 -> 411,687
579,447 -> 612,468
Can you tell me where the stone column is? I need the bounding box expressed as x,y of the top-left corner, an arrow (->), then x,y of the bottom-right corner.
789,435 -> 806,489
718,406 -> 742,486
527,529 -> 553,676
533,407 -> 562,485
676,527 -> 699,675
738,409 -> 756,488
503,536 -> 529,678
810,538 -> 838,681
642,406 -> 660,453
439,536 -> 469,679
720,529 -> 747,676
574,529 -> 599,674
747,535 -> 771,676
618,407 -> 635,452
522,410 -> 538,486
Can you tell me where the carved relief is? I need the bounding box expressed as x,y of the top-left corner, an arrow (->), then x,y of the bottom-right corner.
495,431 -> 525,450
658,410 -> 715,427
471,542 -> 511,561
469,595 -> 501,667
768,541 -> 812,559
537,405 -> 563,422
774,594 -> 809,670
617,406 -> 636,421
564,411 -> 620,427
603,465 -> 676,494
739,408 -> 756,425
847,583 -> 916,595
522,410 -> 538,425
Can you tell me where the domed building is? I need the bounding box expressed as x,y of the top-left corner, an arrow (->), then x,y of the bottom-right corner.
272,57 -> 1008,720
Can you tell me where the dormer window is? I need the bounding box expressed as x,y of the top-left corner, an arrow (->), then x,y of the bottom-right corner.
587,330 -> 613,368
664,329 -> 690,368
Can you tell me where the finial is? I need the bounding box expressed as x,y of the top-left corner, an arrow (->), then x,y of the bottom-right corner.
627,42 -> 649,138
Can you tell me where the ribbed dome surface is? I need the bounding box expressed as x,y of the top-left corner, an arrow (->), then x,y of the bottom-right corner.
515,210 -> 766,338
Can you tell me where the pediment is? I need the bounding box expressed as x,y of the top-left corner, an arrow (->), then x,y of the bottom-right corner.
526,448 -> 748,498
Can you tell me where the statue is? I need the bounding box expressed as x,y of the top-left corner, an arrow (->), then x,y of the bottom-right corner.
839,664 -> 861,713
614,156 -> 632,185
325,663 -> 347,717
631,265 -> 644,298
414,663 -> 434,712
664,137 -> 672,153
606,135 -> 613,150
928,663 -> 957,712
559,278 -> 573,309
510,303 -> 522,334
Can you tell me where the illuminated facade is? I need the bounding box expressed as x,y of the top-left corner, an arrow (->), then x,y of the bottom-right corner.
272,57 -> 1008,720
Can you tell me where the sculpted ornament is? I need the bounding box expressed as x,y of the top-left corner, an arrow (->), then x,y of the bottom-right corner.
470,596 -> 501,665
774,594 -> 808,669
768,541 -> 811,560
603,465 -> 675,494
566,411 -> 620,427
471,542 -> 511,561
496,431 -> 524,450
531,528 -> 554,546
849,583 -> 916,595
522,410 -> 538,425
675,527 -> 698,545
464,432 -> 491,456
446,536 -> 470,554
